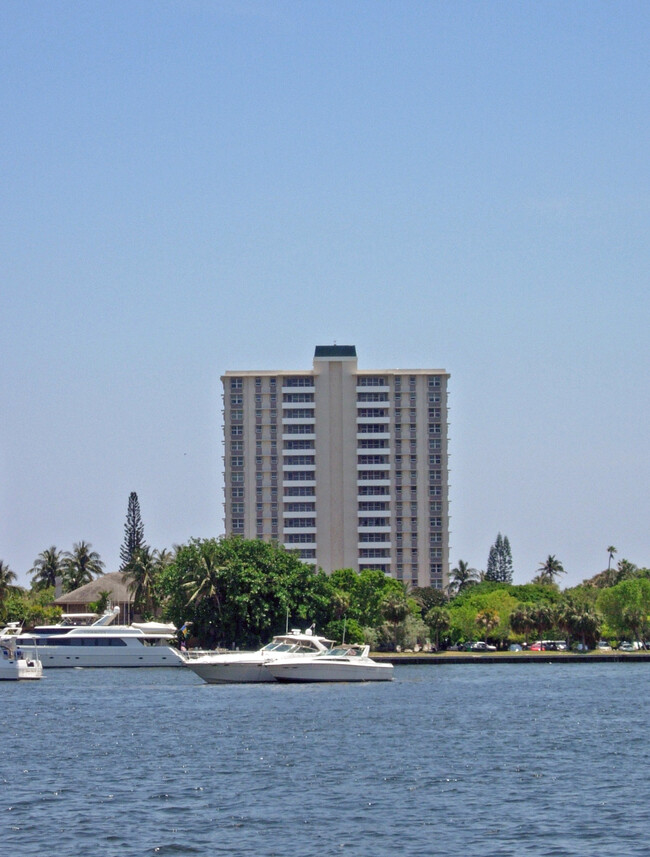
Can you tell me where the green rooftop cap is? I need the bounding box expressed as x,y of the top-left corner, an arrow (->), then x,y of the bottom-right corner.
314,345 -> 357,358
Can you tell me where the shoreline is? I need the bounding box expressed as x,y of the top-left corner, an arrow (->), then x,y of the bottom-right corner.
373,651 -> 650,665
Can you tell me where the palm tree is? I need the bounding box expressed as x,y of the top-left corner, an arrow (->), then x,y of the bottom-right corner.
476,608 -> 500,642
448,559 -> 480,596
535,555 -> 566,586
528,603 -> 554,646
607,546 -> 617,571
29,546 -> 64,590
567,605 -> 601,650
62,541 -> 105,593
124,545 -> 158,618
0,559 -> 18,604
380,589 -> 410,649
425,606 -> 450,650
509,604 -> 534,644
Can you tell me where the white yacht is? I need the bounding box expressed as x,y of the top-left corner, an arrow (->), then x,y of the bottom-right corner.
183,628 -> 334,684
265,644 -> 394,683
1,609 -> 184,668
0,634 -> 43,680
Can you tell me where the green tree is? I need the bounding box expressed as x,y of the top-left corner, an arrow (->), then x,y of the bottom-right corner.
528,603 -> 554,645
448,560 -> 480,595
29,546 -> 65,590
534,555 -> 566,586
124,545 -> 159,618
607,545 -> 617,571
425,606 -> 450,650
509,604 -> 534,643
62,542 -> 105,592
411,586 -> 447,617
476,607 -> 500,641
597,578 -> 650,642
0,559 -> 18,606
566,605 -> 601,650
486,534 -> 513,583
120,492 -> 146,570
160,537 -> 333,648
380,588 -> 410,648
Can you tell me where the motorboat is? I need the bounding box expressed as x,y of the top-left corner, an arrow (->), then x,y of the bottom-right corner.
1,608 -> 184,668
265,644 -> 393,683
0,634 -> 43,680
182,628 -> 334,683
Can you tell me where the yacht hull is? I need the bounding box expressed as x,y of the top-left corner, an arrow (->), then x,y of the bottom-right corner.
185,659 -> 273,684
267,662 -> 393,682
34,644 -> 184,668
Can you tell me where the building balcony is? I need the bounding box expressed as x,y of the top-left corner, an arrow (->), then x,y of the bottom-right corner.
283,527 -> 317,535
282,480 -> 316,488
282,417 -> 316,425
357,479 -> 391,487
283,541 -> 317,549
356,385 -> 390,394
356,462 -> 390,471
357,526 -> 392,534
358,541 -> 392,550
282,464 -> 316,472
356,416 -> 390,424
357,556 -> 391,564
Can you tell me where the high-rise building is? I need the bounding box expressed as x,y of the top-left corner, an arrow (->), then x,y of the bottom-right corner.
222,346 -> 450,589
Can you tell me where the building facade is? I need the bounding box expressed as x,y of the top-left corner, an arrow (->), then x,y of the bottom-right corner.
222,346 -> 450,589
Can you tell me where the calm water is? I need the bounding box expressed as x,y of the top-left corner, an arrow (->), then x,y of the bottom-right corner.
2,662 -> 650,856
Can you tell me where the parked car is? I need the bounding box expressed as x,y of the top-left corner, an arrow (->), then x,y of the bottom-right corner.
508,644 -> 523,652
470,641 -> 497,652
618,641 -> 643,652
596,641 -> 612,652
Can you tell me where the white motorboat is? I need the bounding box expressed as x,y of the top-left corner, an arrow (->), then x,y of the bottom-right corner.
265,644 -> 393,683
0,634 -> 43,680
1,608 -> 184,668
183,628 -> 334,684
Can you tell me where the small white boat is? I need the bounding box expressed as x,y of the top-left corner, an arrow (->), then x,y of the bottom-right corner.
0,635 -> 43,681
265,644 -> 393,683
183,628 -> 334,684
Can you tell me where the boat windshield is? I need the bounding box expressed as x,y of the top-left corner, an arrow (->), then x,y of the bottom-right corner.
325,647 -> 363,657
261,642 -> 295,652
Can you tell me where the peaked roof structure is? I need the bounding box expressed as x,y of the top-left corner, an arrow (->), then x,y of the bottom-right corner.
54,571 -> 133,606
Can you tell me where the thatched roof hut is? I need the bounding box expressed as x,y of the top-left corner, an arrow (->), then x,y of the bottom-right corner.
54,571 -> 133,623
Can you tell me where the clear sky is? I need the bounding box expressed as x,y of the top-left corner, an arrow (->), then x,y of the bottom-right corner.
2,1 -> 648,589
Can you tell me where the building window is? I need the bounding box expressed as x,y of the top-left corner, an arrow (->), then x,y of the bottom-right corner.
283,393 -> 314,403
231,456 -> 244,467
284,518 -> 316,528
357,392 -> 388,402
285,377 -> 314,387
284,486 -> 316,496
357,376 -> 386,386
285,533 -> 315,543
358,408 -> 388,418
230,378 -> 242,390
231,426 -> 243,436
358,455 -> 388,465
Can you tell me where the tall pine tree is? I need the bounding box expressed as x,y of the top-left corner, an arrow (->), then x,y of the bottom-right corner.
485,533 -> 513,583
120,492 -> 146,570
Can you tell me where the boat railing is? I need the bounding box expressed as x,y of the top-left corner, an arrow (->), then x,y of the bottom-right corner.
181,648 -> 230,660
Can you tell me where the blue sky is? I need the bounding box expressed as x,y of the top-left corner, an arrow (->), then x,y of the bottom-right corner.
2,1 -> 648,588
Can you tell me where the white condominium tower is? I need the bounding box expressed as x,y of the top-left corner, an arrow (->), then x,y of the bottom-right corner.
222,346 -> 450,589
